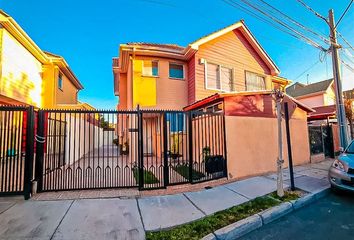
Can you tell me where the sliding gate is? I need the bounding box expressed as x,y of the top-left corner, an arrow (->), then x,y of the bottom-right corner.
35,109 -> 227,192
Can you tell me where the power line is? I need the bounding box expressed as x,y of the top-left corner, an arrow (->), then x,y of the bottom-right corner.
337,31 -> 354,53
228,0 -> 326,51
253,0 -> 331,45
341,59 -> 354,72
295,0 -> 328,22
294,59 -> 322,80
222,0 -> 317,44
335,0 -> 354,28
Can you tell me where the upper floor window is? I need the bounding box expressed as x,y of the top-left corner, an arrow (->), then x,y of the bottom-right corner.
245,71 -> 266,91
58,73 -> 63,90
206,62 -> 234,92
169,63 -> 184,79
142,60 -> 158,77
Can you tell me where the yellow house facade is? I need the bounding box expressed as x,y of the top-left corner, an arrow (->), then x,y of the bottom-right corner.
0,10 -> 84,109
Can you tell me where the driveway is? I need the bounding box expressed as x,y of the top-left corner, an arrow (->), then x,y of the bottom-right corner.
239,192 -> 354,240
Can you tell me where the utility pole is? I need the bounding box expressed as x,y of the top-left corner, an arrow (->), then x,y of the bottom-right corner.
329,9 -> 349,149
274,89 -> 284,197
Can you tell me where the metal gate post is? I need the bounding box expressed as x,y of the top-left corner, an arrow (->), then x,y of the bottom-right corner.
163,112 -> 169,186
23,106 -> 35,200
222,113 -> 228,178
188,112 -> 193,183
137,106 -> 144,190
284,102 -> 295,191
35,110 -> 45,192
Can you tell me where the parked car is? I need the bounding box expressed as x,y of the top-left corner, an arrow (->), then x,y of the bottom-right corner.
329,141 -> 354,192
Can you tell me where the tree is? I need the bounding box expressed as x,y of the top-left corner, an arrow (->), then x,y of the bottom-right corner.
344,99 -> 354,139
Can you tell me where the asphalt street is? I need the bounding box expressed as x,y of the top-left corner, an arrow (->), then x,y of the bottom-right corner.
239,191 -> 354,240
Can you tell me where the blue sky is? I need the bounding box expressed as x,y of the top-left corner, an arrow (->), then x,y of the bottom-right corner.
1,0 -> 353,108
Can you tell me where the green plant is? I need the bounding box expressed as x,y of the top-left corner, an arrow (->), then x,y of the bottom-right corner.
132,168 -> 159,184
202,146 -> 211,161
121,141 -> 129,155
146,194 -> 288,240
112,138 -> 119,146
173,165 -> 205,181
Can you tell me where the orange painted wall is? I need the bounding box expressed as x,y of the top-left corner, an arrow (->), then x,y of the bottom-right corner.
192,29 -> 272,103
55,69 -> 78,105
225,116 -> 310,180
223,94 -> 310,179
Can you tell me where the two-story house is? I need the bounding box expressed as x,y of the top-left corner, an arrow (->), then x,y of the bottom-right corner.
112,21 -> 314,179
113,21 -> 290,111
0,10 -> 84,109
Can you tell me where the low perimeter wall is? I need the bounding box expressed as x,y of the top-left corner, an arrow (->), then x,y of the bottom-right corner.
225,116 -> 310,180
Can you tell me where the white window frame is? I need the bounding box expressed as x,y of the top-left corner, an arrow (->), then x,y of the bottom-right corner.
142,60 -> 159,77
169,62 -> 185,80
204,60 -> 234,92
245,71 -> 266,91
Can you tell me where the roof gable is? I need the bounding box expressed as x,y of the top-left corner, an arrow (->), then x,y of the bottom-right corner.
286,79 -> 333,98
117,21 -> 280,75
189,21 -> 280,75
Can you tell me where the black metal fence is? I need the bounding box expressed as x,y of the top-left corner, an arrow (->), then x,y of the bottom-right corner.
308,124 -> 334,158
0,106 -> 34,199
0,106 -> 227,196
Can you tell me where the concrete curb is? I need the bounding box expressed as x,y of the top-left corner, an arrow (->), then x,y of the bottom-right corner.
213,214 -> 262,240
259,202 -> 293,225
201,187 -> 330,240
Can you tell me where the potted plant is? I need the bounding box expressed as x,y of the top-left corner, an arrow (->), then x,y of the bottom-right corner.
121,141 -> 129,155
203,146 -> 225,174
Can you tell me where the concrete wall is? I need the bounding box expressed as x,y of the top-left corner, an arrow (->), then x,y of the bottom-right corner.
63,114 -> 104,165
225,116 -> 310,179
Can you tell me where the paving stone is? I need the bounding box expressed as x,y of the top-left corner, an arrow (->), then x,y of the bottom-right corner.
266,170 -> 302,181
0,200 -> 72,240
298,168 -> 329,179
285,175 -> 330,193
224,177 -> 285,199
310,160 -> 333,171
185,186 -> 248,215
138,194 -> 204,231
52,198 -> 144,240
0,201 -> 15,214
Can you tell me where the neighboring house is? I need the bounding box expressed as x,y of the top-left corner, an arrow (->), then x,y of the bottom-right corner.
286,79 -> 335,108
112,21 -> 313,180
286,79 -> 341,160
0,10 -> 84,109
113,21 -> 291,111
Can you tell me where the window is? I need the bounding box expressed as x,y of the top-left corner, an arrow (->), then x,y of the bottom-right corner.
169,63 -> 184,79
206,62 -> 234,92
245,71 -> 266,91
166,112 -> 185,132
206,103 -> 223,113
58,73 -> 63,90
142,60 -> 158,77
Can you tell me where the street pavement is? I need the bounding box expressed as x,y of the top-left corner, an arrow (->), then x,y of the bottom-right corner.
239,192 -> 354,240
0,159 -> 332,240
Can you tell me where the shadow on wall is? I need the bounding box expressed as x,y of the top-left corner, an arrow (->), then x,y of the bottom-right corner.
225,94 -> 299,119
0,72 -> 37,106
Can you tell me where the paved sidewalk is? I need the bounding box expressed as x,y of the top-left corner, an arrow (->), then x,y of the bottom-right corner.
0,159 -> 332,240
